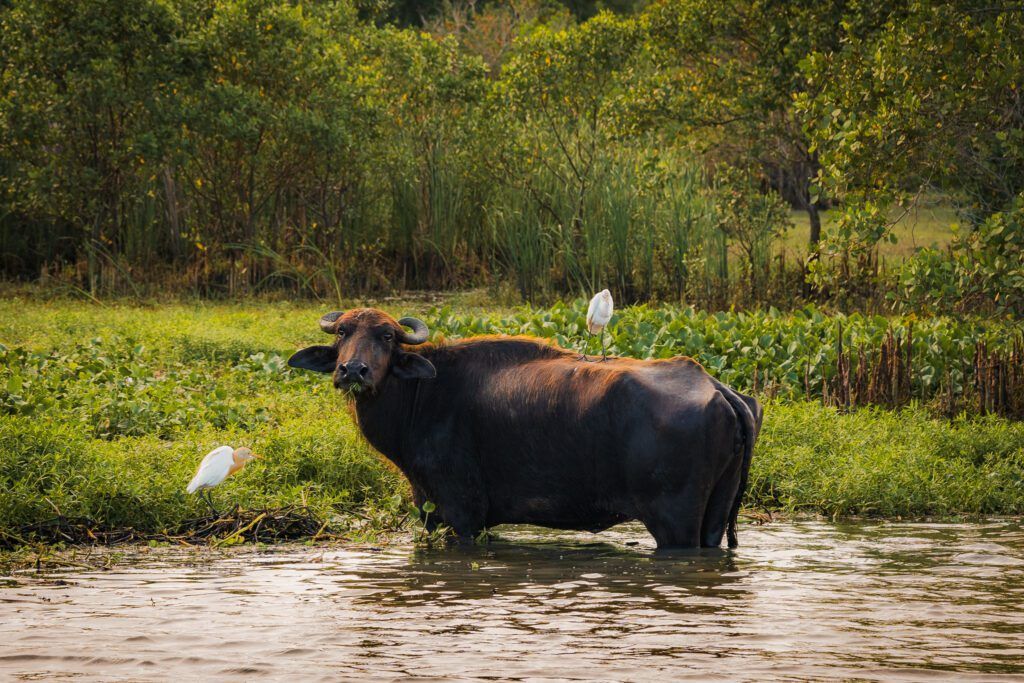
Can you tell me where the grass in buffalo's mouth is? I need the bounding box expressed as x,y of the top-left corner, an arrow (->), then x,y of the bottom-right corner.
344,383 -> 369,397
0,296 -> 1023,549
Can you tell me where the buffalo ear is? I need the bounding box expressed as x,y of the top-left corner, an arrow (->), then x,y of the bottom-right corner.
392,350 -> 436,380
288,345 -> 337,374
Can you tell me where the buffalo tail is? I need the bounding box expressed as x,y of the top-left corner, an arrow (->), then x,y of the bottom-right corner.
710,380 -> 761,548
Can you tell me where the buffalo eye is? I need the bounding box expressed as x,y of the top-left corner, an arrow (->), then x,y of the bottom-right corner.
337,329 -> 347,338
382,332 -> 394,342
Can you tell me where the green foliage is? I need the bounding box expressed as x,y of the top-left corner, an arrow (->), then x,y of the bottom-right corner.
0,0 -> 184,274
805,200 -> 891,303
897,196 -> 1024,315
492,13 -> 646,296
177,0 -> 368,249
367,27 -> 492,285
1,0 -> 1022,312
801,2 -> 1024,220
0,340 -> 275,439
427,299 -> 1021,402
752,402 -> 1024,516
636,0 -> 868,251
0,298 -> 1022,544
0,300 -> 411,541
709,167 -> 791,295
4,295 -> 1020,414
0,0 -> 497,294
487,146 -> 731,303
0,413 -> 404,539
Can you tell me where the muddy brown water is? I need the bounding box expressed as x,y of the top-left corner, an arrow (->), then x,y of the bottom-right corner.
2,520 -> 1023,681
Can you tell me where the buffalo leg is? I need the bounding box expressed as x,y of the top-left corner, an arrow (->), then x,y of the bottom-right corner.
408,445 -> 488,542
437,498 -> 486,542
639,488 -> 707,549
700,456 -> 742,548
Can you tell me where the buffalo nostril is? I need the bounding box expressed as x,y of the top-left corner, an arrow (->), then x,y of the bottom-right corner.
358,365 -> 369,378
337,363 -> 347,376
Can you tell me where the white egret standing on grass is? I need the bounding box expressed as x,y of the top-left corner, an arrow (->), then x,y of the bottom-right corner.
583,288 -> 614,361
186,446 -> 259,517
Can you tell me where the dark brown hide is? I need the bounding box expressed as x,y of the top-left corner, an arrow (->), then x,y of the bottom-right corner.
288,310 -> 761,549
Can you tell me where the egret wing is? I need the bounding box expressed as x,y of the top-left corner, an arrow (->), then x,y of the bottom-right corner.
587,290 -> 613,334
586,293 -> 601,333
597,290 -> 612,321
186,446 -> 234,493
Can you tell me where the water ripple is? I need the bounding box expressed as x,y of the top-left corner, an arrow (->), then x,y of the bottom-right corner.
2,519 -> 1023,681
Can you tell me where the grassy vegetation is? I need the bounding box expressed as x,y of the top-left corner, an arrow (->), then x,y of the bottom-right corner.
786,201 -> 958,260
753,403 -> 1024,517
1,295 -> 1022,547
5,292 -> 1021,412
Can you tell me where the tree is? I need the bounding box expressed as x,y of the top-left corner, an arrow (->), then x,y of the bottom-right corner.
359,26 -> 492,286
497,13 -> 642,237
710,166 -> 790,298
800,1 -> 1024,223
0,0 -> 183,278
423,0 -> 572,72
634,0 -> 895,253
176,0 -> 373,251
799,2 -> 1024,309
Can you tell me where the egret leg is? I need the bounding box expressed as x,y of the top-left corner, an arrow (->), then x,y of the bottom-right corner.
202,490 -> 220,518
577,331 -> 592,362
599,330 -> 608,361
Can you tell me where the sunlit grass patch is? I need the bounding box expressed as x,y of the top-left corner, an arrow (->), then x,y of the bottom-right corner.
0,414 -> 404,542
787,200 -> 957,260
752,402 -> 1024,517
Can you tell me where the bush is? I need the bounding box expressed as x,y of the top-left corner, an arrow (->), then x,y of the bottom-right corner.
897,197 -> 1024,316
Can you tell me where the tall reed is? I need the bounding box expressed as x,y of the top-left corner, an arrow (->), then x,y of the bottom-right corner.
488,147 -> 732,304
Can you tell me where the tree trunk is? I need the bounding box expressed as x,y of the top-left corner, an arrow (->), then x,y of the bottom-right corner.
807,203 -> 822,250
162,167 -> 181,260
802,203 -> 822,299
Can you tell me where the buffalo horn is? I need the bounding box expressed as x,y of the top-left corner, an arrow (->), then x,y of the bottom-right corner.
319,311 -> 345,334
397,317 -> 429,344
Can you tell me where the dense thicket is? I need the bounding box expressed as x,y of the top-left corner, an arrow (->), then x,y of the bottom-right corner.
1,0 -> 1021,312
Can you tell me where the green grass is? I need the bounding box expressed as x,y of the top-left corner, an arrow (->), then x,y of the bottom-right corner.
753,403 -> 1024,517
787,201 -> 958,260
0,414 -> 403,537
1,295 -> 1022,546
5,293 -> 1020,409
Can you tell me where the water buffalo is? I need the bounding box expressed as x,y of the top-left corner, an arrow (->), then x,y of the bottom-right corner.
288,308 -> 762,549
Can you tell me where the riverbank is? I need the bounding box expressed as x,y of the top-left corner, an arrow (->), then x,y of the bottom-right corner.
1,296 -> 1022,549
3,401 -> 1022,549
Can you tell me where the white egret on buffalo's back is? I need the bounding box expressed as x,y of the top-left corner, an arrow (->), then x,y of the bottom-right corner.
186,446 -> 259,517
583,288 -> 613,361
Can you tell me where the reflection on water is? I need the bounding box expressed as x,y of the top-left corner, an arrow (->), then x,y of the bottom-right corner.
2,520 -> 1024,681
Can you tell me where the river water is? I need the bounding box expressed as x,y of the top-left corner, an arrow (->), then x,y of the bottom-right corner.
2,520 -> 1023,681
